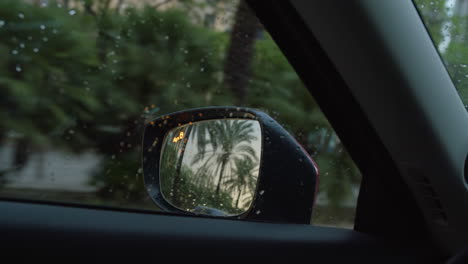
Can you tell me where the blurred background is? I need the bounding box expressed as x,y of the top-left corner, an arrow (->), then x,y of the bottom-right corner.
0,0 -> 363,228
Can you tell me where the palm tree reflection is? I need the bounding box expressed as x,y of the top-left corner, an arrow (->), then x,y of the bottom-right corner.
160,119 -> 261,215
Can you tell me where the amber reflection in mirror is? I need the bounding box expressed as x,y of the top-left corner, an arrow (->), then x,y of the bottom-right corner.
159,119 -> 262,216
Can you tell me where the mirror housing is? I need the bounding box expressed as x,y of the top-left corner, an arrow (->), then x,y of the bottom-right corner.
142,107 -> 318,224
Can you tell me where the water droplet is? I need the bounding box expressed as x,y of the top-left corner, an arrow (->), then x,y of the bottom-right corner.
229,113 -> 233,117
126,132 -> 131,137
15,65 -> 22,72
32,48 -> 39,53
137,168 -> 143,174
40,25 -> 46,30
0,20 -> 5,28
108,188 -> 113,193
69,129 -> 75,134
18,13 -> 24,19
69,10 -> 77,16
259,190 -> 265,195
42,37 -> 48,42
120,141 -> 124,147
111,154 -> 116,159
127,144 -> 132,148
19,43 -> 25,49
52,29 -> 58,34
186,82 -> 191,88
255,210 -> 261,215
200,67 -> 205,72
40,1 -> 48,8
299,158 -> 303,162
461,64 -> 467,68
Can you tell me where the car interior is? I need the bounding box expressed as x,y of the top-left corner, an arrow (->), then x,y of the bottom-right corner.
1,0 -> 468,262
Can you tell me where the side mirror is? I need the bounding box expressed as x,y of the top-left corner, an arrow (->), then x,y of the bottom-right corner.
142,107 -> 318,224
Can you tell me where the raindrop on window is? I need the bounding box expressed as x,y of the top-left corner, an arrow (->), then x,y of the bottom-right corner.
69,129 -> 75,135
19,43 -> 25,49
164,35 -> 169,40
0,20 -> 5,28
40,24 -> 46,30
120,141 -> 125,147
255,210 -> 261,215
15,65 -> 22,72
111,154 -> 116,160
461,64 -> 468,68
259,190 -> 265,195
200,67 -> 205,72
69,10 -> 77,16
42,37 -> 48,42
11,50 -> 18,55
33,48 -> 39,53
18,13 -> 24,19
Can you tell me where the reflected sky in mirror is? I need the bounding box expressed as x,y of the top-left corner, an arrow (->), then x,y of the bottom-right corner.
160,119 -> 262,216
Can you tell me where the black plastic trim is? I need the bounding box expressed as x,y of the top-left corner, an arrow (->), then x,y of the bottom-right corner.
142,107 -> 318,224
246,0 -> 441,255
0,200 -> 431,261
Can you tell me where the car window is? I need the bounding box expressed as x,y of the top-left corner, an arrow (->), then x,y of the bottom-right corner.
0,0 -> 361,228
414,0 -> 468,105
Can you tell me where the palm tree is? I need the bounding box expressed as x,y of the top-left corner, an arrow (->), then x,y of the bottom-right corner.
190,119 -> 259,196
225,157 -> 258,209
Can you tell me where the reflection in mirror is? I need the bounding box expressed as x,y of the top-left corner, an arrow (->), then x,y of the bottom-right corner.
159,119 -> 262,216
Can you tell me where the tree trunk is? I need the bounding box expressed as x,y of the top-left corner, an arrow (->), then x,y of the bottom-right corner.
235,187 -> 242,208
13,138 -> 30,171
223,0 -> 262,104
215,158 -> 227,195
172,126 -> 192,204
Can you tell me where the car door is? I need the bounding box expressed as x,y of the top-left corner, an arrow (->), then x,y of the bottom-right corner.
0,0 -> 458,262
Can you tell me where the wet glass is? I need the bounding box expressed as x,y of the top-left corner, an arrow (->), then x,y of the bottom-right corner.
0,0 -> 361,228
414,0 -> 468,106
159,119 -> 261,216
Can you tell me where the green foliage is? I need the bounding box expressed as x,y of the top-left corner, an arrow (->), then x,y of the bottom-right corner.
0,0 -> 361,212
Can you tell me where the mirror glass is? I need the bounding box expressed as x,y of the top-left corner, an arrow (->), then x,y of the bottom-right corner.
159,119 -> 262,216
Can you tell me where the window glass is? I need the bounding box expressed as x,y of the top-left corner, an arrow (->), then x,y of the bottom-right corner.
0,0 -> 361,228
414,0 -> 468,105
